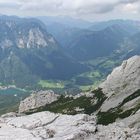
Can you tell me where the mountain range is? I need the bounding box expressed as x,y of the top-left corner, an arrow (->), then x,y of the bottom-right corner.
0,15 -> 88,88
0,15 -> 140,139
0,15 -> 140,91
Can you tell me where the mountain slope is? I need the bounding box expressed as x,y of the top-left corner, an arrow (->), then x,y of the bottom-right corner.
0,16 -> 88,87
46,23 -> 92,48
89,19 -> 140,33
122,32 -> 140,58
38,16 -> 92,29
67,25 -> 130,61
20,56 -> 140,124
97,55 -> 140,124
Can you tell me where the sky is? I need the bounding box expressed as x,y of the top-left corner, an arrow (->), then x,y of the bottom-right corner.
0,0 -> 140,21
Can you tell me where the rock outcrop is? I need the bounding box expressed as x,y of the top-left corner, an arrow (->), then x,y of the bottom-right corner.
19,90 -> 59,113
100,55 -> 140,112
90,123 -> 140,140
92,109 -> 140,140
0,111 -> 96,140
0,110 -> 140,140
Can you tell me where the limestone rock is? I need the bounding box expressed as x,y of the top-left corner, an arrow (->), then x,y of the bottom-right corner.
89,110 -> 140,140
1,112 -> 24,118
19,90 -> 59,113
118,109 -> 140,129
100,55 -> 140,111
90,122 -> 140,140
0,111 -> 96,140
0,111 -> 140,140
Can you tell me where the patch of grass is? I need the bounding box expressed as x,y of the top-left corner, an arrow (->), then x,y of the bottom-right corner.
119,89 -> 140,106
85,57 -> 108,67
38,80 -> 65,89
79,71 -> 101,79
101,60 -> 116,69
71,69 -> 103,91
79,85 -> 93,91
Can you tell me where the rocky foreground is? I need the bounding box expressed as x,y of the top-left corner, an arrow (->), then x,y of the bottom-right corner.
0,110 -> 140,140
0,55 -> 140,139
0,111 -> 96,140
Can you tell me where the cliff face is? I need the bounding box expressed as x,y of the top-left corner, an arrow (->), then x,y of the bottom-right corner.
94,56 -> 140,125
100,55 -> 140,112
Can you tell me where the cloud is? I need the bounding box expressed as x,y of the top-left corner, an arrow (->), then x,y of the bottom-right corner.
119,0 -> 139,4
0,2 -> 20,9
0,0 -> 139,20
18,0 -> 140,15
122,2 -> 140,14
18,0 -> 118,15
0,0 -> 20,9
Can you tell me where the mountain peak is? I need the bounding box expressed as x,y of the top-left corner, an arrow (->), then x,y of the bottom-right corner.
0,17 -> 57,50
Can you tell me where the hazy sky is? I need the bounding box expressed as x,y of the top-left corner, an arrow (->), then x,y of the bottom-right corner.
0,0 -> 140,21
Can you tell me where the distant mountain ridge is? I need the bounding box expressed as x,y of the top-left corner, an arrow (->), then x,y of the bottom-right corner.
123,31 -> 140,58
43,18 -> 140,62
67,24 -> 131,61
37,16 -> 93,28
89,19 -> 140,33
0,15 -> 140,90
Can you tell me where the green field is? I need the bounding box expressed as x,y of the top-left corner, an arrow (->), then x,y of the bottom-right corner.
38,70 -> 103,92
38,80 -> 65,89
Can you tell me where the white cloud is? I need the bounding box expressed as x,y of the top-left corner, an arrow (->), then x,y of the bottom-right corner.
0,0 -> 139,21
123,3 -> 139,13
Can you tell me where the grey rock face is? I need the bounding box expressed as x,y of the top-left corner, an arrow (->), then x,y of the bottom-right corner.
0,110 -> 140,140
88,110 -> 140,140
0,111 -> 96,140
1,112 -> 23,118
0,17 -> 57,50
19,90 -> 59,113
100,55 -> 140,111
90,122 -> 140,140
